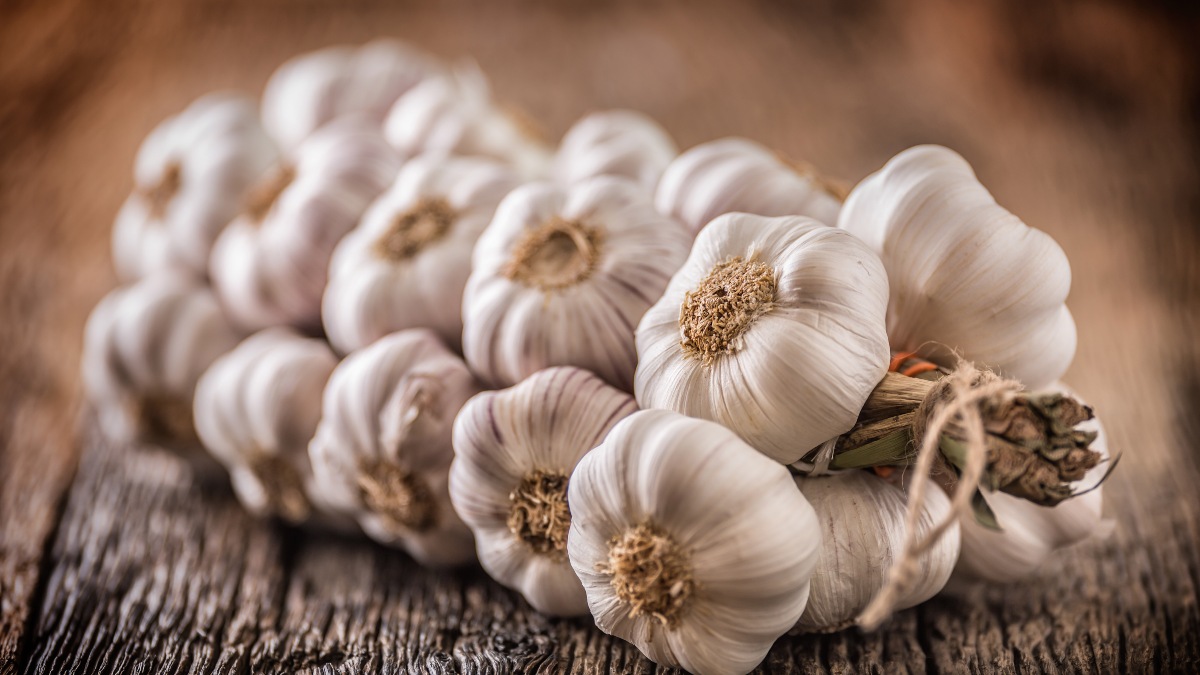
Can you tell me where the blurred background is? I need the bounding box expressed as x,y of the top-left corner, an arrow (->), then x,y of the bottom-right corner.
2,0 -> 1198,671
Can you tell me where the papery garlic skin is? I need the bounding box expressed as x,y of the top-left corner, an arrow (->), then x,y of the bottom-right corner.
450,367 -> 637,616
323,155 -> 520,354
193,328 -> 340,525
463,176 -> 691,391
655,137 -> 844,234
954,383 -> 1109,583
838,145 -> 1076,389
553,110 -> 676,191
308,329 -> 479,565
568,409 -> 820,675
794,471 -> 959,632
261,40 -> 443,151
384,65 -> 552,180
113,93 -> 278,281
635,213 -> 890,463
210,118 -> 401,331
83,273 -> 240,471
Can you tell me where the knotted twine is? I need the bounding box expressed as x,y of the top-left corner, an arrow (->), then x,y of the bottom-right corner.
857,363 -> 1022,630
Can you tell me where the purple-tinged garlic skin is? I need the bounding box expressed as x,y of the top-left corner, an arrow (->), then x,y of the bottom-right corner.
838,145 -> 1076,389
83,272 -> 241,475
655,137 -> 843,234
309,329 -> 480,566
450,366 -> 637,616
113,93 -> 278,281
323,155 -> 520,354
464,176 -> 691,391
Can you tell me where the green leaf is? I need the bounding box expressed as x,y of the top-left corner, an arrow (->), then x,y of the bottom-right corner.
829,430 -> 914,469
971,490 -> 1003,531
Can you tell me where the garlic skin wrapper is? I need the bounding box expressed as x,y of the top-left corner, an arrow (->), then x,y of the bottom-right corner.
261,39 -> 443,151
655,137 -> 844,234
113,93 -> 278,281
635,213 -> 890,464
384,65 -> 552,180
463,176 -> 691,391
450,367 -> 637,617
954,383 -> 1109,582
553,110 -> 677,191
82,273 -> 240,471
210,118 -> 402,331
193,328 -> 338,525
568,409 -> 820,675
322,155 -> 520,354
794,470 -> 959,633
308,329 -> 479,565
838,145 -> 1076,389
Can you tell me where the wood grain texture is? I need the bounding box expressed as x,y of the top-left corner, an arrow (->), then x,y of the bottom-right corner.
2,0 -> 1199,673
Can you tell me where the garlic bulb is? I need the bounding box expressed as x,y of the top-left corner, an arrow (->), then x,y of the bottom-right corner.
464,176 -> 691,390
954,383 -> 1109,582
384,64 -> 552,180
450,366 -> 637,616
261,39 -> 443,151
210,118 -> 401,331
635,213 -> 890,463
113,93 -> 278,281
794,470 -> 959,632
193,328 -> 338,525
308,329 -> 479,565
322,155 -> 520,354
568,409 -> 820,675
82,273 -> 240,471
655,137 -> 844,234
553,110 -> 677,191
838,145 -> 1076,389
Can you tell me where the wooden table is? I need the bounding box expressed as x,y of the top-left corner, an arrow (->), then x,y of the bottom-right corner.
3,1 -> 1198,672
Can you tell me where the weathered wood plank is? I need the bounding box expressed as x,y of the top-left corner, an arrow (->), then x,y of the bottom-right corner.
3,0 -> 1200,673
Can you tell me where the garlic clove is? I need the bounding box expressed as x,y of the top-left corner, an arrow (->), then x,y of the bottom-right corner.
308,329 -> 480,566
464,176 -> 692,391
384,63 -> 553,180
450,366 -> 638,616
838,145 -> 1076,389
635,212 -> 891,463
192,327 -> 347,527
83,272 -> 241,474
568,409 -> 821,675
952,382 -> 1110,583
210,117 -> 402,332
323,155 -> 521,353
553,110 -> 677,191
655,137 -> 844,235
794,470 -> 959,632
261,39 -> 443,151
114,93 -> 278,281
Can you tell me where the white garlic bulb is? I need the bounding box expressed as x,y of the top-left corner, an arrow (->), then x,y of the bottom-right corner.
82,273 -> 240,471
553,110 -> 677,191
261,39 -> 443,151
954,383 -> 1109,582
384,64 -> 552,180
308,329 -> 479,565
838,145 -> 1076,389
113,93 -> 278,281
322,155 -> 520,354
655,137 -> 844,234
635,213 -> 890,464
568,409 -> 820,675
193,328 -> 339,525
464,176 -> 692,391
210,118 -> 402,331
794,470 -> 959,632
450,366 -> 637,616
